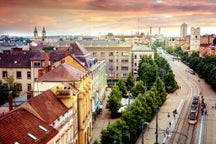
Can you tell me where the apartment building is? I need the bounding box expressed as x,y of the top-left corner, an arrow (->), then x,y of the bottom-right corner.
80,41 -> 132,86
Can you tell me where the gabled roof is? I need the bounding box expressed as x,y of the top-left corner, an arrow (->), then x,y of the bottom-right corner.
0,51 -> 37,68
38,63 -> 87,82
70,41 -> 96,68
70,41 -> 89,57
26,90 -> 69,124
0,50 -> 67,68
0,108 -> 58,144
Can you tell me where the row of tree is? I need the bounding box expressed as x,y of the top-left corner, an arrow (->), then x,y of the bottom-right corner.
162,42 -> 216,90
100,53 -> 178,144
174,47 -> 216,90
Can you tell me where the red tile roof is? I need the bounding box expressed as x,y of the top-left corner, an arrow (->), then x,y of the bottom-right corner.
0,108 -> 58,144
26,90 -> 69,124
38,63 -> 87,82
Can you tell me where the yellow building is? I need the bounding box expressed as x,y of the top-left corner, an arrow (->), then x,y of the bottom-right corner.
34,61 -> 92,144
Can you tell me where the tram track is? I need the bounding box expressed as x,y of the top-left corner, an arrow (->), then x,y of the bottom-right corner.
168,61 -> 200,144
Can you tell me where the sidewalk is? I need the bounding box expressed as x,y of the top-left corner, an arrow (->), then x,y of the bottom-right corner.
90,88 -> 115,144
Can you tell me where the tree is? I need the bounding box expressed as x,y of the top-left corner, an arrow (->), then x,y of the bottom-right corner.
42,46 -> 54,50
125,72 -> 135,91
107,85 -> 122,115
164,71 -> 178,93
101,119 -> 130,144
0,80 -> 9,105
131,80 -> 145,98
116,78 -> 127,97
6,75 -> 19,97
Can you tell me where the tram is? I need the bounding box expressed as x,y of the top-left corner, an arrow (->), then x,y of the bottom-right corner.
188,96 -> 200,124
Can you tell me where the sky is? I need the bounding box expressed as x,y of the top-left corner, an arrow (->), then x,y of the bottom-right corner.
0,0 -> 216,37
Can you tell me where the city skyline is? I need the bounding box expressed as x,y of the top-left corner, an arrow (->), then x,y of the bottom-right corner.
1,0 -> 216,37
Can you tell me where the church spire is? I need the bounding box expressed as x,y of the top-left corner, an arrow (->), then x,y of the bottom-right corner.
34,27 -> 38,39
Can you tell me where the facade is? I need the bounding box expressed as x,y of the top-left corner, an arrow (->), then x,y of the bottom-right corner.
0,48 -> 68,95
34,62 -> 92,144
131,44 -> 154,80
190,27 -> 200,51
180,23 -> 187,38
83,42 -> 132,86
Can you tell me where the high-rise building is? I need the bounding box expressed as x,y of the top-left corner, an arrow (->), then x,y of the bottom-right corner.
180,23 -> 187,38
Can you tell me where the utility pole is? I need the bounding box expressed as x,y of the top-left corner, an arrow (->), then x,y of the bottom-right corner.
155,105 -> 159,144
128,90 -> 130,111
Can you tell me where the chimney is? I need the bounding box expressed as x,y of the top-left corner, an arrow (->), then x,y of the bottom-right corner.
44,51 -> 49,73
8,92 -> 13,111
65,49 -> 71,56
27,91 -> 33,100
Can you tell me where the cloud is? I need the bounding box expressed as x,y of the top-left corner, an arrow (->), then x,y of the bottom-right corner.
0,0 -> 216,36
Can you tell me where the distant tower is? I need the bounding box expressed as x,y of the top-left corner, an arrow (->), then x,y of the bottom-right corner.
150,26 -> 152,36
190,27 -> 200,51
159,27 -> 161,35
42,27 -> 46,41
34,27 -> 38,40
180,23 -> 187,38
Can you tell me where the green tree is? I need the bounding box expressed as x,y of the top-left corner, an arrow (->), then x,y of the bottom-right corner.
125,72 -> 135,91
6,75 -> 19,97
101,119 -> 130,144
42,46 -> 54,50
131,80 -> 145,98
107,85 -> 122,115
116,78 -> 127,97
0,80 -> 9,105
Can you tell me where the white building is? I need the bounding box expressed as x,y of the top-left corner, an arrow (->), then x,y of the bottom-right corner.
190,27 -> 200,51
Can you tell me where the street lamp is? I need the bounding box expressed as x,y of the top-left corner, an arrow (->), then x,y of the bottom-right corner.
155,105 -> 159,144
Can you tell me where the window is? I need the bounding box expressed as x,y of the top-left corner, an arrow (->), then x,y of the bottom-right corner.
121,66 -> 128,70
101,52 -> 105,57
134,55 -> 137,59
27,84 -> 31,91
122,73 -> 127,77
17,83 -> 22,91
93,52 -> 97,57
109,52 -> 114,56
122,52 -> 128,56
34,62 -> 41,67
121,59 -> 128,63
2,71 -> 7,79
16,71 -> 22,79
109,59 -> 113,63
27,71 -> 31,79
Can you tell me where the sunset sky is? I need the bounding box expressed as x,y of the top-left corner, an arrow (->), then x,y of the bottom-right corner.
1,0 -> 216,37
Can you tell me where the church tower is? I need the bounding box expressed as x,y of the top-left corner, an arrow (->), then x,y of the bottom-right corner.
34,27 -> 38,40
42,27 -> 46,41
42,27 -> 46,37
